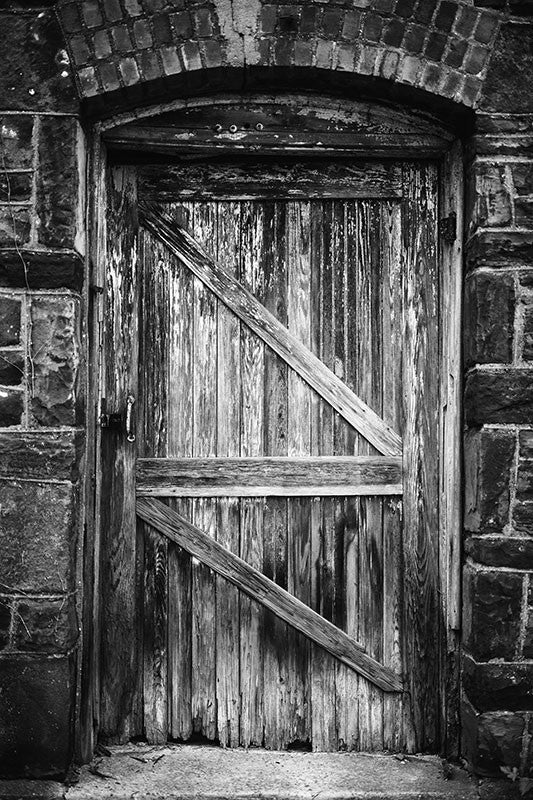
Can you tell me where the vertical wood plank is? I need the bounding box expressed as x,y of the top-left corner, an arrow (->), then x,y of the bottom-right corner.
262,201 -> 290,751
191,202 -> 218,740
239,200 -> 265,747
99,165 -> 141,742
310,201 -> 337,752
216,201 -> 241,748
141,233 -> 169,743
167,202 -> 195,742
402,163 -> 441,752
286,200 -> 312,746
380,200 -> 406,753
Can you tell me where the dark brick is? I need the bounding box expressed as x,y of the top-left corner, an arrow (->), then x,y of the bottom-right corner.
466,535 -> 533,569
138,49 -> 162,81
0,431 -> 81,481
36,116 -> 79,249
467,231 -> 533,270
0,600 -> 11,649
466,369 -> 533,426
322,9 -> 343,38
341,10 -> 361,41
180,40 -> 202,71
336,43 -> 358,72
124,0 -> 143,13
171,10 -> 192,39
517,430 -> 533,502
82,0 -> 103,28
274,37 -> 294,67
14,598 -> 78,654
153,14 -> 173,45
300,6 -> 318,35
202,39 -> 223,69
414,0 -> 437,24
0,117 -> 33,169
403,23 -> 426,54
425,32 -> 447,61
465,44 -> 490,75
93,29 -> 112,59
278,5 -> 299,35
463,567 -> 522,661
0,207 -> 30,246
435,1 -> 458,32
395,0 -> 417,18
383,18 -> 405,47
193,8 -> 213,37
420,62 -> 443,93
111,24 -> 133,53
103,0 -> 123,22
0,480 -> 76,592
464,273 -> 514,365
373,0 -> 394,11
464,428 -> 515,533
294,39 -> 314,67
30,296 -> 81,427
0,251 -> 83,292
0,351 -> 24,387
133,19 -> 153,49
521,270 -> 533,288
69,35 -> 91,67
441,70 -> 463,100
463,704 -> 527,776
463,657 -> 533,711
0,296 -> 21,346
99,61 -> 121,93
524,307 -> 533,360
475,14 -> 500,45
0,656 -> 74,778
0,390 -> 23,426
363,13 -> 384,42
455,6 -> 479,38
462,76 -> 484,108
119,56 -> 140,86
260,5 -> 277,35
160,45 -> 182,76
445,38 -> 469,69
59,3 -> 82,34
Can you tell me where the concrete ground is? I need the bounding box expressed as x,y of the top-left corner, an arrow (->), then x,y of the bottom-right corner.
0,745 -> 518,800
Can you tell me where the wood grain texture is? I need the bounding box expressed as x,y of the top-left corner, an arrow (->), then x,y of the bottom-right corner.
139,202 -> 402,457
136,498 -> 403,692
139,160 -> 402,200
136,456 -> 403,496
99,166 -> 141,743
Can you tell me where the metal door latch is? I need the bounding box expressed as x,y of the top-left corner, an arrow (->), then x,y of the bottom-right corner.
100,395 -> 136,442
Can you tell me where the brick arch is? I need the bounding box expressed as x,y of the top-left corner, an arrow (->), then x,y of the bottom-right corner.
57,0 -> 502,112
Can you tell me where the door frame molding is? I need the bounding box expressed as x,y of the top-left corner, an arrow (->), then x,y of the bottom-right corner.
81,92 -> 463,761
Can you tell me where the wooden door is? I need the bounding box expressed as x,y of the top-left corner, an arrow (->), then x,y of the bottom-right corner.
98,157 -> 456,753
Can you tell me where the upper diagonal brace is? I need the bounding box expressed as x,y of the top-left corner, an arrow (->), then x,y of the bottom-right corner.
139,202 -> 402,457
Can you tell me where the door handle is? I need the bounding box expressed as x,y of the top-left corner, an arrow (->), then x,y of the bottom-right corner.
126,394 -> 136,442
100,395 -> 136,443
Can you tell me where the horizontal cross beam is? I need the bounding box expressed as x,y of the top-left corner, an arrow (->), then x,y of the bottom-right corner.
137,497 -> 403,693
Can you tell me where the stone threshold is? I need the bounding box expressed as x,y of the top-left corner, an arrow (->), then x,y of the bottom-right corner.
0,744 -> 518,800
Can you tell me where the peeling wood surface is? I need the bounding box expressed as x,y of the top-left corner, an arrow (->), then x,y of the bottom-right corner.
137,498 -> 403,693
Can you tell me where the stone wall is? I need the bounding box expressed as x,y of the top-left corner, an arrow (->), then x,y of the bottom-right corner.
1,0 -> 533,784
0,6 -> 85,778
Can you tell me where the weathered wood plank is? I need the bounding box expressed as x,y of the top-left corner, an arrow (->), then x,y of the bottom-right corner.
138,161 -> 402,200
136,497 -> 403,693
136,456 -> 403,496
99,165 -> 141,743
239,200 -> 266,747
215,200 -> 241,748
190,202 -> 218,741
139,203 -> 402,457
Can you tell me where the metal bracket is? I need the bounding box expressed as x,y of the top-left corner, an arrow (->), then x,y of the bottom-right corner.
440,212 -> 457,244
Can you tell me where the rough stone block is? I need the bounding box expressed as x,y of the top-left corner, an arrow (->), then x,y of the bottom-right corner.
465,369 -> 533,425
29,295 -> 81,427
466,535 -> 533,569
467,231 -> 533,270
464,428 -> 515,532
464,272 -> 514,365
14,597 -> 78,654
0,431 -> 81,480
0,599 -> 12,650
0,250 -> 83,292
523,307 -> 533,361
463,701 -> 527,776
468,163 -> 513,233
0,206 -> 31,246
481,22 -> 533,113
0,117 -> 33,169
0,390 -> 23,427
463,566 -> 522,660
36,116 -> 82,250
0,351 -> 24,386
463,657 -> 533,712
514,430 -> 533,533
0,656 -> 74,778
0,296 -> 21,346
0,172 -> 33,203
0,480 -> 76,593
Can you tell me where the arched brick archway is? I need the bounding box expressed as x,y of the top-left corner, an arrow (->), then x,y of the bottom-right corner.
57,0 -> 501,111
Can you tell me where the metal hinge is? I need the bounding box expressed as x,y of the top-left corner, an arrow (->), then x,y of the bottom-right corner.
440,212 -> 457,244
